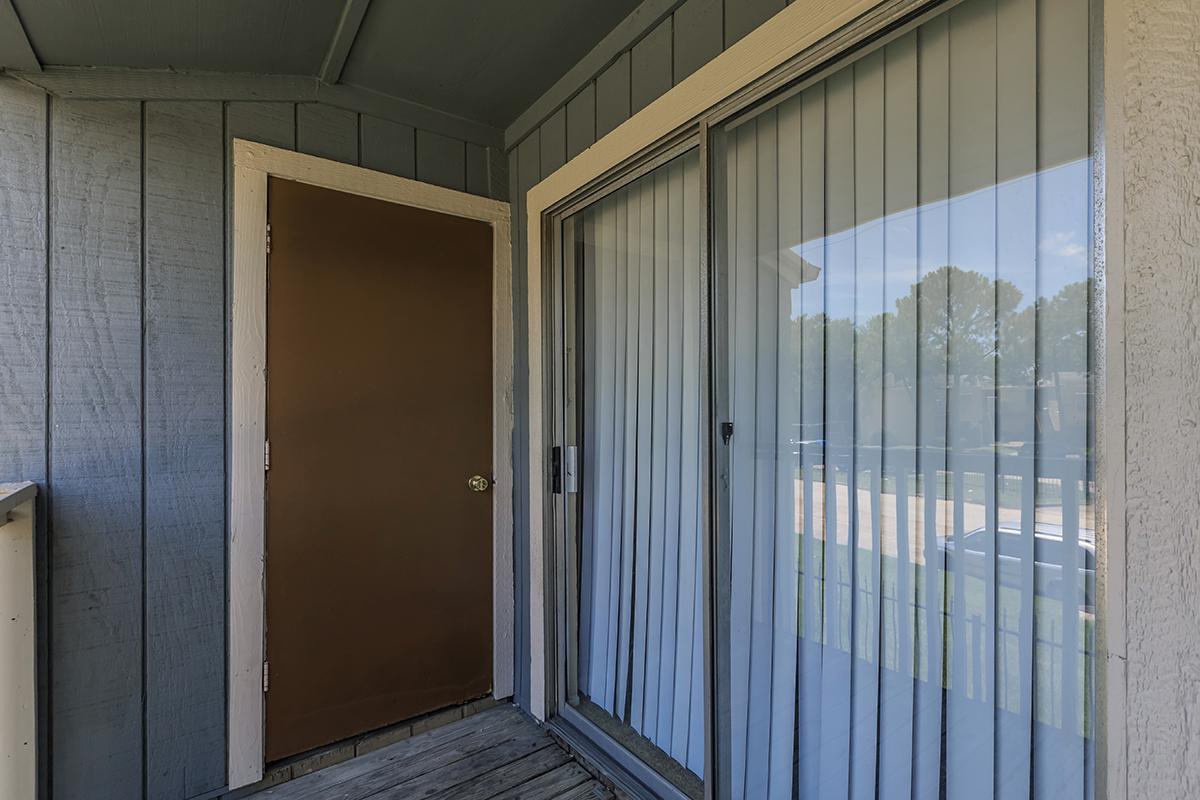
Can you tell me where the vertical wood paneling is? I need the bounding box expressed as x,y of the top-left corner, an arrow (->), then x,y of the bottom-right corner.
49,98 -> 144,799
487,147 -> 508,202
143,100 -> 225,800
0,78 -> 48,798
0,81 -> 47,484
595,53 -> 631,140
465,143 -> 489,197
360,115 -> 416,179
673,0 -> 722,84
296,103 -> 358,164
539,108 -> 567,177
632,17 -> 673,114
724,0 -> 784,47
416,129 -> 466,191
227,103 -> 295,152
566,84 -> 596,161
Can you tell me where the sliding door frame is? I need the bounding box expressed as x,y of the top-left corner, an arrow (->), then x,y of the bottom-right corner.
525,0 -> 1123,797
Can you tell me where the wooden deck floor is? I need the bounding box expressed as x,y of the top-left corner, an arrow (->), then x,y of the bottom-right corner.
245,704 -> 613,800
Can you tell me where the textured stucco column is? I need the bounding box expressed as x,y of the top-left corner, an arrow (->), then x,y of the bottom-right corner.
1122,0 -> 1200,796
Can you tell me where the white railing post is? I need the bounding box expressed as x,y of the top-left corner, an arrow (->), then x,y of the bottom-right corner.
0,482 -> 37,799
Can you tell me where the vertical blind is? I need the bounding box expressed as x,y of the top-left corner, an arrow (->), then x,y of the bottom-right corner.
571,150 -> 707,779
716,0 -> 1094,797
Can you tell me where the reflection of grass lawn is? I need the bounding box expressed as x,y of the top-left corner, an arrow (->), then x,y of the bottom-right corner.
793,541 -> 1094,736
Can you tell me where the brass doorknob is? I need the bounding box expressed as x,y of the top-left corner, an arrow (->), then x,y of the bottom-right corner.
467,475 -> 491,492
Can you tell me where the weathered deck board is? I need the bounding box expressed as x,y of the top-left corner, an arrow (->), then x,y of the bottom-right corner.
420,742 -> 568,800
269,706 -> 529,800
245,705 -> 612,800
489,762 -> 595,800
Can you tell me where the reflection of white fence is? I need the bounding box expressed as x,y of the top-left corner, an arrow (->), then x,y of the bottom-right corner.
754,447 -> 1095,799
0,482 -> 37,800
792,448 -> 1094,716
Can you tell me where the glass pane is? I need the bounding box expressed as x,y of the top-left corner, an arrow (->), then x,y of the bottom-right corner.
562,149 -> 705,796
710,0 -> 1095,797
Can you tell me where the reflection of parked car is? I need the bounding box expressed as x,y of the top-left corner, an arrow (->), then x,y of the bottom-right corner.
939,523 -> 1095,612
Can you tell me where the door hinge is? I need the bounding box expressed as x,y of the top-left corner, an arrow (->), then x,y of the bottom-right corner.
264,439 -> 271,471
265,222 -> 272,254
262,661 -> 269,693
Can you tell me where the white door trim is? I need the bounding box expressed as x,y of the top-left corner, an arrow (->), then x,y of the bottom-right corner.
228,139 -> 514,790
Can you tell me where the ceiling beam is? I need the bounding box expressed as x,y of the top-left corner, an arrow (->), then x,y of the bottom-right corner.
0,0 -> 40,72
319,0 -> 372,85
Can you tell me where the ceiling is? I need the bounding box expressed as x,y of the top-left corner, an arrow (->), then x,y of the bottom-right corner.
341,0 -> 639,128
11,0 -> 346,75
4,0 -> 643,129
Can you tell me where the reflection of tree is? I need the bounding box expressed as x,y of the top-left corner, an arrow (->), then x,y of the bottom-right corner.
786,267 -> 1089,448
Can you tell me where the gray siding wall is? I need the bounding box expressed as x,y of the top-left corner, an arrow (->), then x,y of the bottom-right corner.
505,0 -> 782,713
0,77 -> 504,800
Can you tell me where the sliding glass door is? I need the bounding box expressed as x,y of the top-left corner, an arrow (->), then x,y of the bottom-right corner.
710,0 -> 1095,797
556,149 -> 707,798
548,1 -> 1097,797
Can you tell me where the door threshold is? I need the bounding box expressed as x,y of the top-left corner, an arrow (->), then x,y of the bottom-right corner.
223,695 -> 500,798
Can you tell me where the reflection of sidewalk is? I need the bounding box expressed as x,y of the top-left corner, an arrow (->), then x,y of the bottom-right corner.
791,477 -> 1094,563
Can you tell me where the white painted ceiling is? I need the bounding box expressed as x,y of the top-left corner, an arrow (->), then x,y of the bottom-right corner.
3,0 -> 643,128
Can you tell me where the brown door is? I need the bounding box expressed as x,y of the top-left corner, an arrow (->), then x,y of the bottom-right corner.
264,177 -> 494,761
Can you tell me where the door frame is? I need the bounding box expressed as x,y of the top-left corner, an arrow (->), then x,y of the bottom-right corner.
227,139 -> 514,790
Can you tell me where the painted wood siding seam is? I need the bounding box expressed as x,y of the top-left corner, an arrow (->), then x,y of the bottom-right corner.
144,100 -> 226,800
50,97 -> 145,798
415,128 -> 468,192
566,83 -> 597,161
